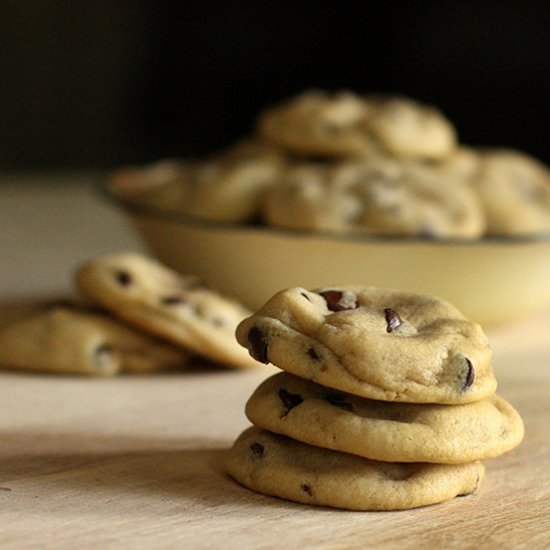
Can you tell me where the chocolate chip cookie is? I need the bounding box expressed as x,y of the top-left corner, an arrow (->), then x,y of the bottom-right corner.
75,253 -> 258,368
263,157 -> 485,238
111,139 -> 284,223
0,305 -> 189,376
236,286 -> 496,403
245,372 -> 524,463
226,427 -> 484,510
257,89 -> 457,161
473,149 -> 550,236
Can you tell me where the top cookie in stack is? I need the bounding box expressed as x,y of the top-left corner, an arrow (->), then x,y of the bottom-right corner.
226,286 -> 524,511
236,286 -> 495,404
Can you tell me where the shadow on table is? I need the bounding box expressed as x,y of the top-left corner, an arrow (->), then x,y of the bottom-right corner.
0,429 -> 301,513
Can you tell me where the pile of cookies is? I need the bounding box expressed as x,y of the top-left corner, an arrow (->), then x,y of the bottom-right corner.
226,286 -> 524,510
111,89 -> 550,238
0,253 -> 258,376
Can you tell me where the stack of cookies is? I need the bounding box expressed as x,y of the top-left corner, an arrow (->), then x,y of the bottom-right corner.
0,253 -> 258,376
111,89 -> 550,239
226,286 -> 524,510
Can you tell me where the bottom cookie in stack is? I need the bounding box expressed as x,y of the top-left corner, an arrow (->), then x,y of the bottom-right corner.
225,285 -> 524,511
227,426 -> 484,511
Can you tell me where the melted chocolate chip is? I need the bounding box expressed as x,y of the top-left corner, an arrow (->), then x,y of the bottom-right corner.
278,388 -> 304,412
323,122 -> 340,134
463,358 -> 475,390
115,270 -> 132,286
300,484 -> 313,496
324,392 -> 354,412
250,442 -> 264,458
384,308 -> 402,333
247,327 -> 269,363
161,296 -> 187,305
319,290 -> 358,312
307,348 -> 320,361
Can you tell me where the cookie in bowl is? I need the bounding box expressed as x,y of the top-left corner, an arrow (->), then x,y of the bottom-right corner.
262,157 -> 485,238
258,89 -> 457,160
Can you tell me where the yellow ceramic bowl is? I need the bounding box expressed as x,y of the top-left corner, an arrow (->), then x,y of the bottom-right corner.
101,182 -> 550,326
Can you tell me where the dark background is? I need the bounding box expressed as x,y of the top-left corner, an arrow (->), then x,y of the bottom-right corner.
1,1 -> 549,171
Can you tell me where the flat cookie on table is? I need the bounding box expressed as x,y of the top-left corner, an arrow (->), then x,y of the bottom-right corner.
225,427 -> 484,511
0,305 -> 190,376
236,286 -> 496,403
75,253 -> 258,369
257,89 -> 457,161
246,372 -> 524,464
473,149 -> 550,236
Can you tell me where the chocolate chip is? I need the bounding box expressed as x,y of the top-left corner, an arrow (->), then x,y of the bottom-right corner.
161,296 -> 187,305
463,358 -> 475,390
300,483 -> 313,496
94,344 -> 113,368
319,290 -> 358,312
324,392 -> 354,412
278,388 -> 303,412
384,308 -> 402,333
250,442 -> 264,458
307,348 -> 320,361
115,270 -> 132,286
184,280 -> 207,291
247,327 -> 269,363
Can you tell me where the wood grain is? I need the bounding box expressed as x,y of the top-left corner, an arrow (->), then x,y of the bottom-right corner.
1,312 -> 549,549
1,179 -> 549,549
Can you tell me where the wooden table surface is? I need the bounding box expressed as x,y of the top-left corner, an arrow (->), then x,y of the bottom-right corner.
1,177 -> 549,549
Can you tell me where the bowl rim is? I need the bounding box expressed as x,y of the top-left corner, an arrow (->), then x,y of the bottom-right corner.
96,177 -> 550,247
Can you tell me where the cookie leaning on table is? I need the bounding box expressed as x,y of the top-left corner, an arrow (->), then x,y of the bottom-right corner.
0,305 -> 190,376
236,286 -> 496,403
75,253 -> 259,369
246,372 -> 524,464
226,427 -> 484,511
